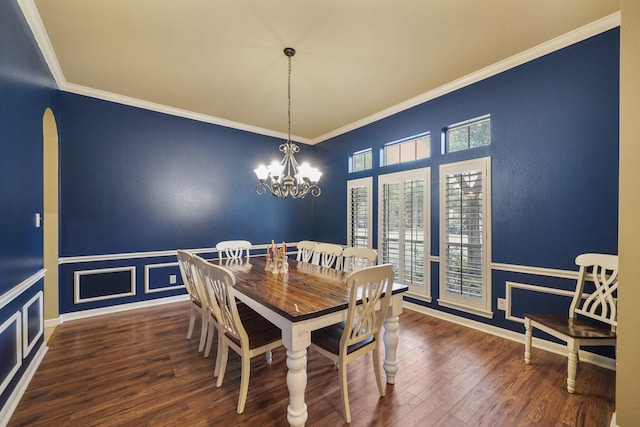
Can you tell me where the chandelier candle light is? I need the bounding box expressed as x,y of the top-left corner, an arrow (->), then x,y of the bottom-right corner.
254,47 -> 322,198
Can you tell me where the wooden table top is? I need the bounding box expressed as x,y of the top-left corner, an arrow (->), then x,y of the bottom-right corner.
221,257 -> 408,322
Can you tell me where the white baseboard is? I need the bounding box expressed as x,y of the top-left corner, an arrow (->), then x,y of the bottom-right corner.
44,318 -> 59,329
403,301 -> 616,371
59,294 -> 189,323
0,342 -> 48,427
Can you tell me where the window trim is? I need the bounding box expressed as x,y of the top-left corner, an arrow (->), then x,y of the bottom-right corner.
349,148 -> 373,173
347,177 -> 373,248
438,157 -> 492,318
378,167 -> 431,299
442,115 -> 491,154
381,132 -> 431,166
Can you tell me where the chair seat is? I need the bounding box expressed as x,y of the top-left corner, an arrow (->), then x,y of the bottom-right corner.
225,304 -> 282,350
525,313 -> 616,340
311,321 -> 375,355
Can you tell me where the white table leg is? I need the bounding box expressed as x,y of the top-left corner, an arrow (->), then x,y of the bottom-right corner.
383,313 -> 399,384
286,348 -> 308,427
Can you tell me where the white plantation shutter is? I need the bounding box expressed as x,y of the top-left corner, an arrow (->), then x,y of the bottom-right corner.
381,182 -> 400,272
439,157 -> 492,317
403,179 -> 425,286
347,178 -> 372,248
379,168 -> 430,298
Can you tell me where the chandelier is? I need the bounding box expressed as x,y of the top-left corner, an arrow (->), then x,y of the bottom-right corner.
254,47 -> 322,198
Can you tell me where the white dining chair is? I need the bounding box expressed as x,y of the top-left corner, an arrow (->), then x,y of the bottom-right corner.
194,256 -> 283,414
176,250 -> 208,353
192,255 -> 225,375
313,242 -> 343,269
342,247 -> 377,272
310,264 -> 395,423
524,253 -> 618,393
216,240 -> 251,262
296,240 -> 317,263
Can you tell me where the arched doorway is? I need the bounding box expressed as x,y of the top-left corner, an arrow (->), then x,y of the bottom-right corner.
43,108 -> 59,330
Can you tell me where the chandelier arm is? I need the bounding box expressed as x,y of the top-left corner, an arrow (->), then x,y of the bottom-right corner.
288,144 -> 301,177
256,183 -> 270,196
309,184 -> 321,197
289,182 -> 302,199
273,180 -> 284,198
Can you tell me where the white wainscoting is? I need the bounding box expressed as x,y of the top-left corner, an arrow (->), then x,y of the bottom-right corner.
0,270 -> 47,427
144,261 -> 183,294
73,266 -> 136,304
21,291 -> 43,357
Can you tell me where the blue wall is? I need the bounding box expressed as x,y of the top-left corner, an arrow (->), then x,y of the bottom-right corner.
0,0 -> 58,293
313,29 -> 619,330
59,94 -> 316,256
314,30 -> 619,269
1,0 -> 57,419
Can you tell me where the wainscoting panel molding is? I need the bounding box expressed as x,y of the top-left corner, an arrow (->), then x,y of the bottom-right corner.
21,291 -> 43,358
73,266 -> 136,304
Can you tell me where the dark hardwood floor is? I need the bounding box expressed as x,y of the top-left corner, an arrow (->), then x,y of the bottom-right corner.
9,301 -> 615,426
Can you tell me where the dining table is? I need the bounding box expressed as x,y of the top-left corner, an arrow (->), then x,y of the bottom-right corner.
221,256 -> 409,427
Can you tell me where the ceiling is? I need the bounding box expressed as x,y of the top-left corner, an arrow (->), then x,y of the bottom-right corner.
20,1 -> 620,144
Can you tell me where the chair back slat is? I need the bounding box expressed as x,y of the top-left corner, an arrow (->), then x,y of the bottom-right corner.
341,264 -> 394,349
571,253 -> 618,329
296,240 -> 316,263
177,250 -> 200,300
216,240 -> 252,261
342,247 -> 377,272
313,243 -> 343,269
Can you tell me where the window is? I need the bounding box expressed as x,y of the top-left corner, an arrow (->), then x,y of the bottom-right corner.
444,116 -> 491,153
347,178 -> 372,248
378,168 -> 430,298
382,133 -> 430,166
350,148 -> 372,172
439,157 -> 492,317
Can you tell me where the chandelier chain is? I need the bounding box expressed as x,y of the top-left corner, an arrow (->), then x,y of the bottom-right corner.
288,53 -> 292,145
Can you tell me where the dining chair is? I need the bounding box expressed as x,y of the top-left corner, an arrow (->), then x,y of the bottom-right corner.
176,250 -> 208,353
310,263 -> 395,424
524,253 -> 618,393
216,240 -> 252,262
190,254 -> 227,378
296,240 -> 317,263
194,256 -> 283,414
342,247 -> 377,272
312,242 -> 343,269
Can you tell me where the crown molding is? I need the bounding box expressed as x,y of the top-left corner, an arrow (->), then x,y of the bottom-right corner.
17,1 -> 619,146
312,11 -> 621,144
17,0 -> 64,87
61,82 -> 313,145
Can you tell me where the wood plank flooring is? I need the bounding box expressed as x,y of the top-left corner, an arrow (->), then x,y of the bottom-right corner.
9,301 -> 615,426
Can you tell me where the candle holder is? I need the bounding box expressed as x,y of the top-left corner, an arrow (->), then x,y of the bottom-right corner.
277,256 -> 289,274
266,241 -> 288,274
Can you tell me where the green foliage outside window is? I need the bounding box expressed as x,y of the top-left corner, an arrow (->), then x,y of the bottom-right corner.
446,117 -> 490,153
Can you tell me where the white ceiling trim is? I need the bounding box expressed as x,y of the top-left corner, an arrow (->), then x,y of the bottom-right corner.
17,0 -> 65,86
17,1 -> 619,146
17,0 -> 310,144
314,12 -> 621,144
62,82 -> 308,144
